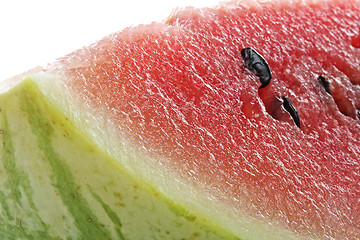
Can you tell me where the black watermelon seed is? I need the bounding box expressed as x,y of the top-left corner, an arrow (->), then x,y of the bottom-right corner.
318,75 -> 331,94
282,96 -> 301,128
241,47 -> 272,88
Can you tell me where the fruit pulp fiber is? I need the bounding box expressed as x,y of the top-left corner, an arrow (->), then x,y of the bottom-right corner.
40,0 -> 360,239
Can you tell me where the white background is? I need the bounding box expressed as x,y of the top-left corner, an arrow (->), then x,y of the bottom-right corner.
0,0 -> 222,81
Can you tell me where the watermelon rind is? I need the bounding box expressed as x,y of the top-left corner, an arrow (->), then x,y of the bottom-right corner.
26,67 -> 306,240
0,70 -> 307,240
0,78 -> 241,239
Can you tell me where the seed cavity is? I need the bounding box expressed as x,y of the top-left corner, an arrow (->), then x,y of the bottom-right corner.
318,75 -> 331,94
351,28 -> 360,48
318,75 -> 358,119
241,47 -> 271,88
282,96 -> 301,128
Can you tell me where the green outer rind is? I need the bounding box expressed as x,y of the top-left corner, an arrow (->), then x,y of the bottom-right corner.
0,78 -> 239,240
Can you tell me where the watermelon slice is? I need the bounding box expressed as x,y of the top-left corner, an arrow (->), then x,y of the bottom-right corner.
0,0 -> 359,239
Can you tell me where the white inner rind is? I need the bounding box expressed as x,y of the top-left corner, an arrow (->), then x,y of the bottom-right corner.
31,69 -> 306,240
0,79 -> 235,239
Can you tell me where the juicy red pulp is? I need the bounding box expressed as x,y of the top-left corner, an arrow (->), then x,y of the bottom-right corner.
57,1 -> 360,239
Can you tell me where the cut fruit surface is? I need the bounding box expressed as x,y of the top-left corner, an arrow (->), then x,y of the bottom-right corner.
1,0 -> 360,239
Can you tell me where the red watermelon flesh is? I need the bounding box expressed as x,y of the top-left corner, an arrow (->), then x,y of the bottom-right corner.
38,0 -> 360,239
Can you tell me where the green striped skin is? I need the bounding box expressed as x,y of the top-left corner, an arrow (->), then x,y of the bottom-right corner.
0,78 -> 238,240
